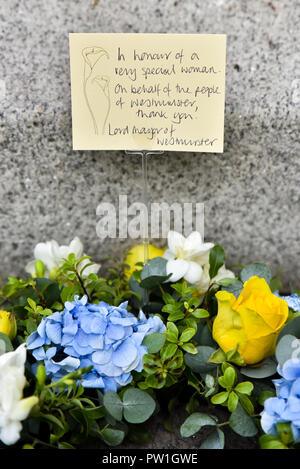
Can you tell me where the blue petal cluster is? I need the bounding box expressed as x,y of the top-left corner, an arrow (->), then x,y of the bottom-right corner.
26,296 -> 165,393
261,358 -> 300,442
275,293 -> 300,312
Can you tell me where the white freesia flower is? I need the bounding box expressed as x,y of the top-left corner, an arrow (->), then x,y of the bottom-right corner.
163,231 -> 214,284
195,263 -> 235,297
25,237 -> 100,278
0,344 -> 38,445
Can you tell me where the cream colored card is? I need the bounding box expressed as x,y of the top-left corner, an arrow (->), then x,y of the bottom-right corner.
69,34 -> 226,152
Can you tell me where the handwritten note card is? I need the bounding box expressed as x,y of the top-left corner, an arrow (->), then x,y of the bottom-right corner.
69,34 -> 226,152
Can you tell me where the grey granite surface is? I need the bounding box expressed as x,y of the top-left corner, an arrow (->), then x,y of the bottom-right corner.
0,0 -> 299,288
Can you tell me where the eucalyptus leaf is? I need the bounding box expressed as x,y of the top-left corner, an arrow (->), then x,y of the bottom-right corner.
240,357 -> 277,379
142,333 -> 166,354
122,389 -> 156,424
240,263 -> 272,285
0,332 -> 13,353
275,334 -> 299,368
200,428 -> 225,449
221,280 -> 244,298
101,428 -> 125,446
229,403 -> 258,437
140,258 -> 170,289
103,391 -> 123,421
278,316 -> 300,342
184,346 -> 218,374
180,412 -> 217,438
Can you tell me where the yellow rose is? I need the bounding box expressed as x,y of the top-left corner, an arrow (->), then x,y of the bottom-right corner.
212,276 -> 288,365
0,310 -> 17,340
124,244 -> 165,279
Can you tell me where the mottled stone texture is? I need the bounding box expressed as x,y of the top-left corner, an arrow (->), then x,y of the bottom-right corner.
0,0 -> 299,287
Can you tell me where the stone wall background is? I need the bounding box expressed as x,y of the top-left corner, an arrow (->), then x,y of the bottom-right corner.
0,0 -> 299,288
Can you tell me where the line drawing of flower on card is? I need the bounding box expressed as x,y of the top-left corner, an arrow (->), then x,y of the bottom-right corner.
82,46 -> 111,135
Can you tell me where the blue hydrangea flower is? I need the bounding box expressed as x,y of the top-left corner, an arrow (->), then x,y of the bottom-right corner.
275,293 -> 300,312
261,358 -> 300,442
26,296 -> 165,393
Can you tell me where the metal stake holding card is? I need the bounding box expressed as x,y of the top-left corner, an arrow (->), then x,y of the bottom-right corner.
125,150 -> 164,265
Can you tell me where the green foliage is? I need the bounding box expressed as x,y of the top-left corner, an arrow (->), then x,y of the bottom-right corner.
103,389 -> 156,424
211,364 -> 254,414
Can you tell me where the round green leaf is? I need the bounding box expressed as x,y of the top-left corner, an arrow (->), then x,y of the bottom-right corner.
275,334 -> 298,368
103,391 -> 123,421
123,389 -> 156,424
234,381 -> 254,395
0,332 -> 13,353
240,263 -> 272,285
184,346 -> 218,374
240,358 -> 277,379
101,428 -> 125,446
142,333 -> 166,353
229,403 -> 258,437
278,316 -> 300,342
140,258 -> 170,289
200,428 -> 225,449
221,280 -> 244,298
211,391 -> 229,404
180,412 -> 217,438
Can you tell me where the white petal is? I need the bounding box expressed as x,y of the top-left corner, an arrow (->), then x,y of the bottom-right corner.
166,259 -> 189,283
195,263 -> 211,294
213,265 -> 235,283
69,237 -> 84,258
24,260 -> 36,275
162,248 -> 175,260
10,396 -> 38,421
184,231 -> 203,252
0,420 -> 22,445
0,343 -> 26,370
167,231 -> 185,254
184,262 -> 203,284
34,241 -> 58,270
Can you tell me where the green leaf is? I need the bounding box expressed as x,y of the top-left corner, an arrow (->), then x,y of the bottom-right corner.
140,258 -> 170,289
211,391 -> 229,404
222,366 -> 236,388
180,327 -> 196,343
0,332 -> 13,353
161,343 -> 178,361
238,393 -> 254,415
180,412 -> 217,438
192,308 -> 210,319
181,343 -> 198,354
200,428 -> 225,449
166,322 -> 179,342
278,316 -> 300,342
142,333 -> 166,353
276,334 -> 299,368
228,391 -> 239,412
221,280 -> 244,298
101,428 -> 125,446
240,263 -> 272,285
258,390 -> 276,406
208,348 -> 227,364
184,346 -> 218,374
209,245 -> 226,279
103,391 -> 123,421
235,381 -> 253,395
216,277 -> 238,287
241,358 -> 277,379
122,389 -> 156,424
229,403 -> 258,437
259,434 -> 288,450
